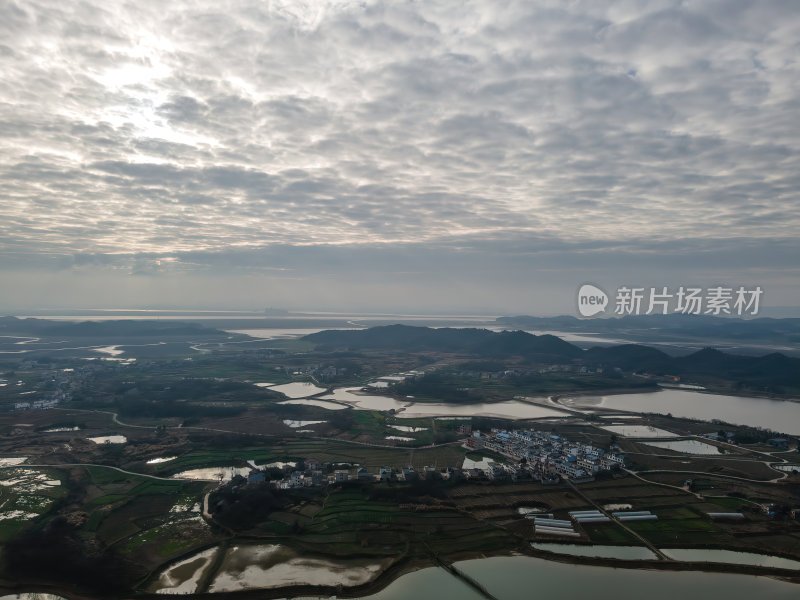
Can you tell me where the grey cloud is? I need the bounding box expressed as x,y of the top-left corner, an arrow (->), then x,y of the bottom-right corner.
0,0 -> 798,311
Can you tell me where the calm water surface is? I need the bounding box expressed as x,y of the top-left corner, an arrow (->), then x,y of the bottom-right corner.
399,400 -> 568,419
358,556 -> 800,600
278,398 -> 348,410
87,435 -> 127,444
209,544 -> 386,592
659,548 -> 800,570
564,390 -> 800,435
599,424 -> 678,438
531,542 -> 658,560
269,382 -> 328,398
171,466 -> 251,481
320,387 -> 410,411
643,440 -> 724,454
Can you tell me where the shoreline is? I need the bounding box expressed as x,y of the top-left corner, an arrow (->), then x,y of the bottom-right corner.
554,386 -> 800,403
4,542 -> 800,600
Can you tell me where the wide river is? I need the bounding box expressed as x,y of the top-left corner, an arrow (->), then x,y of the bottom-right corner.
561,389 -> 800,435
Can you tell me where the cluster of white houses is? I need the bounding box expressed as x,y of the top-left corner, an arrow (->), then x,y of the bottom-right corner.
256,460 -> 424,489
466,428 -> 626,481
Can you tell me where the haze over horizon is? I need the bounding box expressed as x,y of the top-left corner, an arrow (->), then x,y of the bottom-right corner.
2,1 -> 799,315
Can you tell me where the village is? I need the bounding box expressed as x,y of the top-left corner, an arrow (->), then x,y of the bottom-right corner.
467,428 -> 626,480
248,427 -> 626,491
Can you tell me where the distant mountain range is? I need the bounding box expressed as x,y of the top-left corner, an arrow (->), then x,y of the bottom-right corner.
0,316 -> 228,338
304,324 -> 800,393
496,314 -> 800,344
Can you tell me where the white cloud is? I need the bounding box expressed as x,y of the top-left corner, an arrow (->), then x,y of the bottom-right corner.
0,0 -> 798,310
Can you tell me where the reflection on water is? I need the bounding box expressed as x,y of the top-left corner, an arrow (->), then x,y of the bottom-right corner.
228,327 -> 363,339
456,556 -> 800,600
389,425 -> 428,432
598,415 -> 641,420
94,345 -> 124,356
149,547 -> 218,594
269,382 -> 327,398
400,400 -> 567,420
564,390 -> 800,435
147,456 -> 177,464
171,466 -> 251,481
278,398 -> 348,410
209,544 -> 387,592
643,440 -> 723,454
659,548 -> 800,570
357,566 -> 482,600
359,555 -> 800,600
599,425 -> 677,438
532,542 -> 658,560
320,387 -> 410,411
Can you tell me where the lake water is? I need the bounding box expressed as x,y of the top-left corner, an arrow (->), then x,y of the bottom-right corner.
643,440 -> 724,455
532,542 -> 658,560
149,547 -> 218,594
599,425 -> 678,438
399,400 -> 569,420
269,382 -> 328,398
171,466 -> 252,481
146,456 -> 177,464
208,544 -> 386,592
599,415 -> 642,420
659,548 -> 800,570
320,387 -> 411,411
93,345 -> 124,356
248,460 -> 296,470
563,390 -> 800,435
227,327 -> 363,339
357,555 -> 800,600
389,425 -> 428,432
278,398 -> 348,410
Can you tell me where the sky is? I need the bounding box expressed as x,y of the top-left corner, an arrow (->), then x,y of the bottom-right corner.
1,0 -> 799,315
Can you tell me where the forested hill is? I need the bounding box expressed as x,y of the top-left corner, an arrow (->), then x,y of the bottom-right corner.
305,324 -> 584,359
303,325 -> 800,392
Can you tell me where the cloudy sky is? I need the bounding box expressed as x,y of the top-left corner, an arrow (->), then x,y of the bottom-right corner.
1,0 -> 798,315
